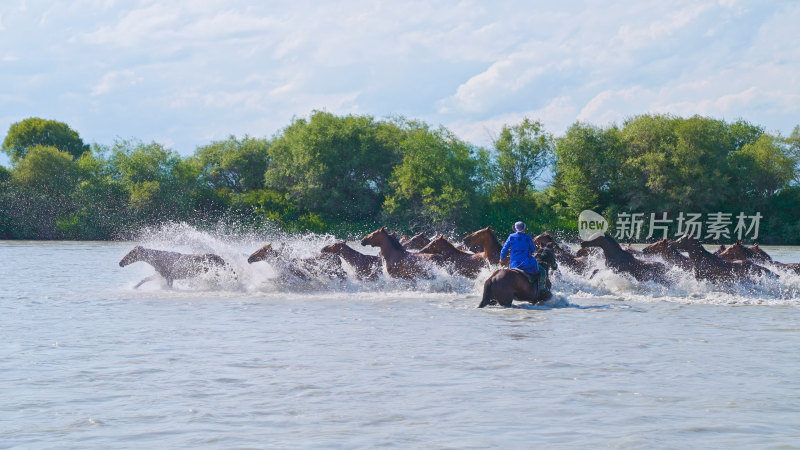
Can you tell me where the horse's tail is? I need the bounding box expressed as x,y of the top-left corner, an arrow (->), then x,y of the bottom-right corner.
478,270 -> 500,308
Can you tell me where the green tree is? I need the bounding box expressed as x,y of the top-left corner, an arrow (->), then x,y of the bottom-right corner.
4,145 -> 81,238
108,139 -> 196,223
12,145 -> 79,194
2,118 -> 89,162
729,134 -> 795,200
265,111 -> 404,223
552,122 -> 625,217
66,149 -> 133,239
383,122 -> 484,230
492,118 -> 554,200
786,125 -> 800,185
622,114 -> 732,212
194,135 -> 271,193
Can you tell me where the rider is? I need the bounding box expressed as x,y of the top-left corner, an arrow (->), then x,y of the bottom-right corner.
500,221 -> 539,278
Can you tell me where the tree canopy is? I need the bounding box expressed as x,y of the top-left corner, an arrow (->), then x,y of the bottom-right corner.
2,118 -> 89,162
1,113 -> 798,243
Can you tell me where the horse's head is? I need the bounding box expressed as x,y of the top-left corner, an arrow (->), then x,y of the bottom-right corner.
719,241 -> 750,260
418,235 -> 451,255
463,226 -> 494,250
670,235 -> 702,253
321,241 -> 346,254
580,232 -> 610,249
248,244 -> 277,264
534,246 -> 557,271
641,239 -> 670,255
533,232 -> 556,248
750,243 -> 772,262
401,232 -> 429,250
362,227 -> 402,250
119,246 -> 144,267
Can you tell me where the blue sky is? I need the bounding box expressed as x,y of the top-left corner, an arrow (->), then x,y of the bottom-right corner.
1,0 -> 799,165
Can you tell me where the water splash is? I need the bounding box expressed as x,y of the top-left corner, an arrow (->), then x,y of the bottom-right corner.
121,223 -> 800,306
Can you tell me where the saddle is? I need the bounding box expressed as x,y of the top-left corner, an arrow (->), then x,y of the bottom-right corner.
510,268 -> 538,285
511,265 -> 552,300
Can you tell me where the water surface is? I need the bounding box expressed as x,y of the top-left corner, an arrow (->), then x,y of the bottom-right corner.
1,228 -> 799,448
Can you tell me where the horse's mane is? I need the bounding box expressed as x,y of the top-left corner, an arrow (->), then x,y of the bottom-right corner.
384,229 -> 404,250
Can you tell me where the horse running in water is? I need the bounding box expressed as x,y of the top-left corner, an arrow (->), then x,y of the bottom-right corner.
119,246 -> 232,288
399,232 -> 430,251
580,233 -> 668,284
669,236 -> 775,282
533,232 -> 589,274
718,241 -> 761,262
718,241 -> 800,274
462,226 -> 503,266
641,239 -> 693,271
248,244 -> 347,281
361,227 -> 440,279
418,235 -> 487,278
478,247 -> 556,308
321,241 -> 382,281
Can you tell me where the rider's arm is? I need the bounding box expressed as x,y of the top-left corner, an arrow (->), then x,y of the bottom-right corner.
500,237 -> 511,262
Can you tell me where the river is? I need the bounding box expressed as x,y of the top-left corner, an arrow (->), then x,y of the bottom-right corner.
1,224 -> 799,448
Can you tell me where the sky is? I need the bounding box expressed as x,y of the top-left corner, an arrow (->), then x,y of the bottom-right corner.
1,0 -> 799,164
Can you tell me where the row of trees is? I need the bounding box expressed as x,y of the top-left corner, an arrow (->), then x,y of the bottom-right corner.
1,114 -> 799,242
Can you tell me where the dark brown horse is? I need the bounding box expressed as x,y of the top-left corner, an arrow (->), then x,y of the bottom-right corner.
533,231 -> 589,274
248,244 -> 347,280
418,235 -> 487,278
400,232 -> 430,251
361,227 -> 440,279
462,226 -> 503,265
119,246 -> 231,288
320,241 -> 382,281
641,239 -> 692,271
670,236 -> 775,282
478,247 -> 556,308
581,233 -> 668,284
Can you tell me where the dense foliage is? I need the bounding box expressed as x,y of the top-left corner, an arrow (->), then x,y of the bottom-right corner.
1,113 -> 798,242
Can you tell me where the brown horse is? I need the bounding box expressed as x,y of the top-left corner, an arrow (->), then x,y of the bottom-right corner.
418,235 -> 487,278
478,247 -> 556,308
462,226 -> 503,265
361,227 -> 439,279
718,241 -> 758,262
533,231 -> 589,274
670,236 -> 775,282
400,232 -> 430,250
321,241 -> 382,281
119,246 -> 232,288
581,233 -> 668,284
750,243 -> 774,263
248,244 -> 347,280
718,241 -> 800,274
641,239 -> 692,271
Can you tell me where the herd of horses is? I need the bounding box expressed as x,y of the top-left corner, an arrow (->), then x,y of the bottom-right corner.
119,226 -> 798,307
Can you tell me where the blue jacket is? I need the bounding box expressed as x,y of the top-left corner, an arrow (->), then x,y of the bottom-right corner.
500,232 -> 539,274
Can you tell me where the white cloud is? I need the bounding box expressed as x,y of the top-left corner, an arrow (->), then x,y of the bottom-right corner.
1,0 -> 798,155
91,69 -> 140,96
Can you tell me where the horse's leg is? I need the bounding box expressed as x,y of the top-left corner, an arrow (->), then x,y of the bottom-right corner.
134,274 -> 158,289
478,278 -> 494,308
496,287 -> 514,307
